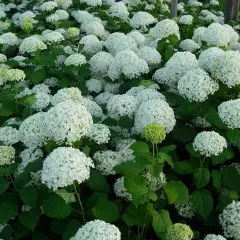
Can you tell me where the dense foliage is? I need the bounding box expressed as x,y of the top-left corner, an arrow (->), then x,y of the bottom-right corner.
0,0 -> 240,239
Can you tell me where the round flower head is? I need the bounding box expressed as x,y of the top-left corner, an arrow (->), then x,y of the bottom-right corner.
166,223 -> 193,240
66,27 -> 80,38
107,94 -> 138,120
130,11 -> 156,30
134,99 -> 176,134
31,92 -> 51,111
175,196 -> 196,218
64,54 -> 87,67
179,15 -> 193,25
127,31 -> 145,46
19,112 -> 46,148
44,77 -> 59,88
89,51 -> 113,77
0,126 -> 20,145
204,234 -> 226,240
51,88 -> 82,106
218,99 -> 240,129
19,36 -> 47,54
54,9 -> 69,20
104,83 -> 120,94
0,32 -> 19,46
32,84 -> 51,94
136,88 -> 165,105
54,0 -> 73,9
142,123 -> 166,144
79,0 -> 102,7
211,51 -> 240,88
80,35 -> 102,56
83,21 -> 106,39
219,201 -> 240,239
86,78 -> 103,93
108,2 -> 129,19
87,124 -> 111,144
0,53 -> 7,63
70,220 -> 121,240
144,172 -> 166,192
177,68 -> 219,102
114,177 -> 132,201
41,147 -> 94,190
198,47 -> 224,72
0,146 -> 15,166
44,101 -> 93,145
42,32 -> 64,44
192,117 -> 211,128
95,92 -> 113,105
82,98 -> 104,119
39,1 -> 58,11
7,69 -> 26,82
193,131 -> 227,157
179,39 -> 200,52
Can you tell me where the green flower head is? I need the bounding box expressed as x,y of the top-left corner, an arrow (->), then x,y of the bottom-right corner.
166,223 -> 193,240
142,123 -> 166,144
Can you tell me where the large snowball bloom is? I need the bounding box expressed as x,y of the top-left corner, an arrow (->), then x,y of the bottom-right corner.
19,36 -> 47,54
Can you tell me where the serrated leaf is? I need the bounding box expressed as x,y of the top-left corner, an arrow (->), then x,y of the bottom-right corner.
194,168 -> 210,189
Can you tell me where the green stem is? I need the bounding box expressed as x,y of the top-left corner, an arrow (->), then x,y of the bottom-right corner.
152,143 -> 155,157
73,182 -> 86,224
9,175 -> 17,189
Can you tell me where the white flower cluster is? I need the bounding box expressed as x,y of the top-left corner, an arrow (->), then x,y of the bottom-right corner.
179,15 -> 193,25
212,51 -> 240,88
82,98 -> 105,119
192,117 -> 211,128
219,201 -> 240,239
0,146 -> 15,166
80,0 -> 102,7
19,36 -> 47,54
144,172 -> 167,192
70,220 -> 121,240
0,32 -> 19,46
114,177 -> 132,201
179,39 -> 200,52
108,50 -> 149,80
218,99 -> 240,129
107,94 -> 138,120
108,2 -> 129,19
134,99 -> 176,134
193,131 -> 227,157
54,0 -> 73,9
87,124 -> 111,144
39,1 -> 58,11
64,53 -> 87,67
0,126 -> 20,145
204,234 -> 226,240
85,78 -> 103,93
80,35 -> 102,56
177,68 -> 219,102
130,11 -> 156,30
41,147 -> 94,190
175,196 -> 196,218
127,31 -> 145,46
42,31 -> 65,44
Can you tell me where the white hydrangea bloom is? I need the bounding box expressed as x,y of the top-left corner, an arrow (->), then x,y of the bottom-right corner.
44,77 -> 59,87
80,35 -> 102,56
0,146 -> 15,166
64,53 -> 87,67
103,0 -> 115,5
136,46 -> 161,67
198,47 -> 224,72
39,1 -> 58,11
6,69 -> 25,82
19,36 -> 47,54
0,53 -> 7,63
42,31 -> 64,44
54,9 -> 69,20
223,24 -> 239,42
46,14 -> 60,23
153,52 -> 199,87
134,99 -> 176,134
204,234 -> 226,240
80,0 -> 102,6
114,138 -> 136,151
175,196 -> 196,218
130,11 -> 156,30
66,27 -> 80,38
108,50 -> 149,80
148,19 -> 180,41
44,101 -> 93,145
32,84 -> 51,94
51,88 -> 82,106
71,10 -> 95,24
136,88 -> 165,105
179,15 -> 193,25
192,117 -> 211,128
193,131 -> 227,157
114,177 -> 132,200
126,31 -> 145,46
177,69 -> 219,102
87,124 -> 110,144
212,51 -> 240,88
86,78 -> 103,93
104,32 -> 137,56
218,99 -> 240,129
0,126 -> 20,145
144,172 -> 167,192
108,2 -> 129,19
192,26 -> 207,45
126,86 -> 146,97
54,0 -> 73,9
107,94 -> 138,120
179,39 -> 200,52
42,147 -> 94,190
90,51 -> 113,77
95,92 -> 113,105
83,21 -> 106,39
0,32 -> 19,46
82,98 -> 105,119
70,220 -> 121,240
188,0 -> 202,6
104,83 -> 120,94
31,92 -> 51,111
219,201 -> 240,239
19,112 -> 46,148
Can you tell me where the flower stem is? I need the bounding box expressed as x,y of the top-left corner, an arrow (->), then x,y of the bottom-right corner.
9,175 -> 17,189
73,182 -> 86,224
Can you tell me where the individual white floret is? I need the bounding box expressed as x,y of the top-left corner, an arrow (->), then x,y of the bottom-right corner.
0,32 -> 19,46
19,36 -> 47,54
107,94 -> 138,120
80,0 -> 102,6
86,78 -> 103,93
114,177 -> 132,200
64,53 -> 87,67
41,147 -> 94,190
70,220 -> 121,240
108,2 -> 129,19
204,234 -> 226,240
0,126 -> 20,145
134,99 -> 176,134
87,124 -> 110,144
177,69 -> 219,102
82,98 -> 105,119
130,11 -> 156,30
136,46 -> 161,67
44,101 -> 93,145
193,131 -> 227,157
80,35 -> 102,56
0,146 -> 15,166
179,39 -> 200,52
179,15 -> 193,25
126,31 -> 145,46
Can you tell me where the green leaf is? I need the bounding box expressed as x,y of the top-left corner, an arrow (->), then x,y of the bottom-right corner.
186,144 -> 201,157
172,124 -> 196,143
192,189 -> 213,220
19,209 -> 40,231
32,231 -> 51,240
164,181 -> 189,204
86,170 -> 111,193
211,170 -> 222,189
19,186 -> 39,208
87,192 -> 108,210
55,190 -> 75,204
222,166 -> 240,192
50,219 -> 69,235
62,219 -> 81,240
174,161 -> 194,175
43,193 -> 71,219
194,168 -> 210,189
152,209 -> 172,233
130,141 -> 150,153
124,175 -> 148,199
163,46 -> 174,62
212,148 -> 234,165
160,145 -> 176,153
0,104 -> 15,117
118,116 -> 134,128
92,198 -> 120,223
0,176 -> 9,195
158,152 -> 174,168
